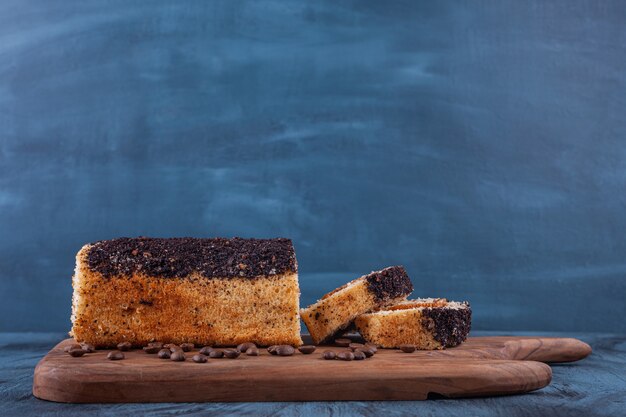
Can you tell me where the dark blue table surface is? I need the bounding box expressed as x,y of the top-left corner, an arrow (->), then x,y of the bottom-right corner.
1,332 -> 624,417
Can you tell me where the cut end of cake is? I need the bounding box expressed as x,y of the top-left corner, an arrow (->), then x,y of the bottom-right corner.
355,298 -> 472,349
300,266 -> 413,344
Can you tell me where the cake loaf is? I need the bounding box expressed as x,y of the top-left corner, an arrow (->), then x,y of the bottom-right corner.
354,298 -> 471,349
300,266 -> 413,344
70,237 -> 303,347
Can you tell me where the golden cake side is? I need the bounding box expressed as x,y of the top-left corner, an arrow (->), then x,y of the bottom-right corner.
70,237 -> 302,347
354,298 -> 471,349
299,277 -> 375,345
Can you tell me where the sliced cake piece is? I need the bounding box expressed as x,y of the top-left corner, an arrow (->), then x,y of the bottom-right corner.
70,237 -> 302,347
354,298 -> 471,349
300,266 -> 413,344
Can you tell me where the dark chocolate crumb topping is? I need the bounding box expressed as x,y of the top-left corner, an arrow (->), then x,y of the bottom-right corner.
365,266 -> 413,302
421,302 -> 472,347
86,237 -> 297,279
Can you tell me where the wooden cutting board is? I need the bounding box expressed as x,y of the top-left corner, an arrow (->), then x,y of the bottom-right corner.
32,335 -> 590,403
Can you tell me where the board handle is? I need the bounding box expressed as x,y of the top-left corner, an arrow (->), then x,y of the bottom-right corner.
504,337 -> 592,363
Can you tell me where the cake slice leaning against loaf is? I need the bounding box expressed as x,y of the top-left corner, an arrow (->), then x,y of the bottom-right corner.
71,237 -> 303,347
300,266 -> 413,344
354,298 -> 471,349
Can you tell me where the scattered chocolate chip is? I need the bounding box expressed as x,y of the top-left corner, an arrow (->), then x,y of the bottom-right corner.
158,349 -> 171,359
348,343 -> 364,352
148,342 -> 164,349
361,347 -> 375,358
79,343 -> 95,353
107,351 -> 125,360
170,351 -> 186,361
180,343 -> 194,352
246,347 -> 259,356
209,350 -> 224,358
399,344 -> 416,353
64,343 -> 82,353
199,346 -> 214,355
267,345 -> 279,355
192,354 -> 208,363
117,342 -> 132,351
224,349 -> 241,359
143,345 -> 160,354
237,342 -> 256,353
68,348 -> 86,357
335,338 -> 351,347
364,343 -> 378,353
337,351 -> 355,361
298,345 -> 316,354
323,351 -> 336,360
168,344 -> 182,352
353,350 -> 366,360
275,345 -> 295,356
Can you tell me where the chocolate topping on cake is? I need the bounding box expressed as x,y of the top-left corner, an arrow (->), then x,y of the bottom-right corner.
421,302 -> 472,347
86,237 -> 297,279
365,266 -> 413,302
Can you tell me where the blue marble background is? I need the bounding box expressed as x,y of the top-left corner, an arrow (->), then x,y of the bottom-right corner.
1,1 -> 625,332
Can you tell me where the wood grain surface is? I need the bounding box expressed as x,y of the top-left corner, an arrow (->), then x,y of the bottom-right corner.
32,336 -> 590,403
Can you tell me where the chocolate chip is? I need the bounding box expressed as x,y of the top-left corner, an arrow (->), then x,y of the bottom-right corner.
79,343 -> 95,353
298,345 -> 316,354
353,350 -> 366,360
107,351 -> 124,360
323,350 -> 336,360
64,343 -> 82,353
223,349 -> 241,359
337,351 -> 355,361
348,343 -> 364,352
170,351 -> 186,361
148,342 -> 164,349
399,344 -> 416,353
209,350 -> 224,358
192,354 -> 208,363
117,342 -> 132,351
158,349 -> 171,359
364,343 -> 378,353
267,345 -> 279,355
334,338 -> 351,347
143,345 -> 160,354
245,347 -> 259,356
275,345 -> 295,356
180,343 -> 194,352
199,346 -> 214,355
361,347 -> 375,357
68,348 -> 86,357
237,342 -> 256,353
